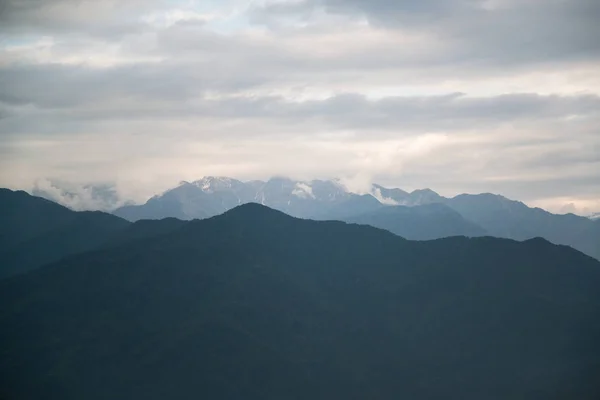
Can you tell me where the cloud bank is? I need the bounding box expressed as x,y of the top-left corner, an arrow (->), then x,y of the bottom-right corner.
1,0 -> 599,214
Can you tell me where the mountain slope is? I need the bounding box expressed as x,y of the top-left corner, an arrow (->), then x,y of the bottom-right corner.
0,188 -> 76,250
444,194 -> 600,259
113,181 -> 224,221
371,185 -> 446,206
250,177 -> 353,218
101,217 -> 188,248
0,189 -> 131,278
344,203 -> 487,240
312,193 -> 384,220
2,204 -> 599,400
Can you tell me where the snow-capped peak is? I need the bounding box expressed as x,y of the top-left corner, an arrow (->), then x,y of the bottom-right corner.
193,176 -> 235,192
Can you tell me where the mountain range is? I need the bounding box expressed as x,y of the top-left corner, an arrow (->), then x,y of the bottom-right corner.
3,177 -> 598,277
111,177 -> 599,260
2,201 -> 600,399
0,189 -> 470,278
112,177 -> 449,221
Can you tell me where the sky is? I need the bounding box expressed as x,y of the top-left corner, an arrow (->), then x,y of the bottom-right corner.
0,0 -> 599,214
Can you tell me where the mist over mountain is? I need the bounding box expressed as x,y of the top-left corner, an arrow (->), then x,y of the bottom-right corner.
31,179 -> 132,212
589,212 -> 600,221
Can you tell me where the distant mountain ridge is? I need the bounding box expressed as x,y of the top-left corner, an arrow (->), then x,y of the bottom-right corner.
113,176 -> 450,222
345,203 -> 488,240
115,177 -> 360,221
112,176 -> 599,260
0,188 -> 487,278
2,176 -> 598,269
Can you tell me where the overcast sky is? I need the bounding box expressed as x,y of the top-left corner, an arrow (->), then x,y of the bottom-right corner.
1,0 -> 599,214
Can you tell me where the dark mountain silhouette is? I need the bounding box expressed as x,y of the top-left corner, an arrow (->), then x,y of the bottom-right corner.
0,188 -> 75,250
101,217 -> 188,248
344,203 -> 487,240
1,203 -> 599,400
0,189 -> 131,278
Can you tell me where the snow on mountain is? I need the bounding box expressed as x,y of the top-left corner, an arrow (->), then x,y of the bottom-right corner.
192,176 -> 241,193
38,175 -> 454,221
113,176 -> 448,221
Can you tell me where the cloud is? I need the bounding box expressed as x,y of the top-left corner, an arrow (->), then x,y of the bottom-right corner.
0,0 -> 598,214
31,178 -> 130,211
254,0 -> 600,67
371,187 -> 400,205
1,77 -> 598,135
0,0 -> 166,37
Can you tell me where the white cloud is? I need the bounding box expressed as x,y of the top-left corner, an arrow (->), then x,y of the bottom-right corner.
371,187 -> 399,205
292,182 -> 316,199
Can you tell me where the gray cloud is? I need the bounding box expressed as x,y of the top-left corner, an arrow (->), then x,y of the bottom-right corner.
0,63 -> 217,108
1,65 -> 598,134
0,0 -> 599,214
289,93 -> 600,130
254,0 -> 600,68
0,0 -> 164,37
